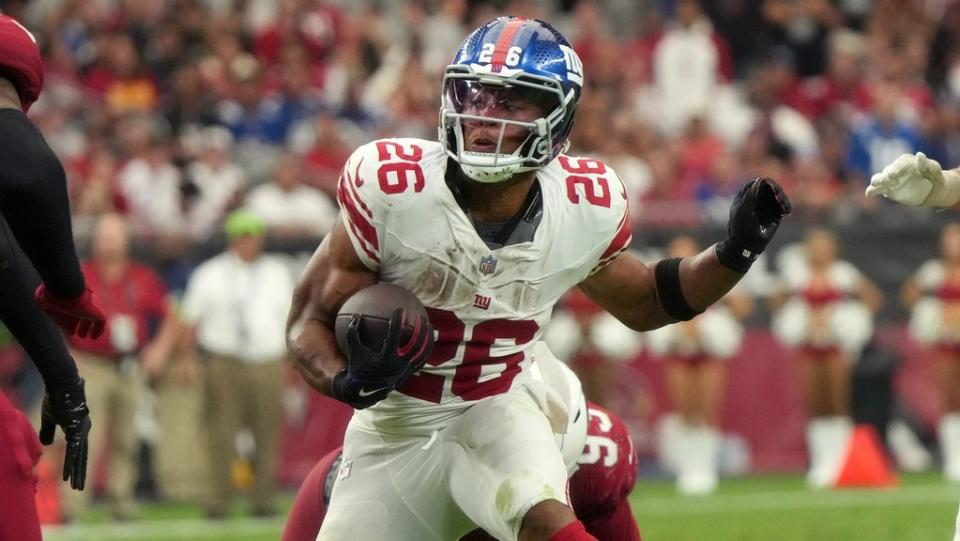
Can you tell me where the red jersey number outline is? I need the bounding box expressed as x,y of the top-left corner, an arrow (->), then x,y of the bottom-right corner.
559,156 -> 611,208
375,141 -> 425,194
398,307 -> 539,403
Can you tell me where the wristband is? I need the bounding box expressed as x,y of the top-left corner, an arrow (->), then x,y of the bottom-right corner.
715,238 -> 756,274
654,258 -> 701,321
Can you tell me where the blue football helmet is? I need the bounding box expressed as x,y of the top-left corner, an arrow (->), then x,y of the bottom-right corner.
439,17 -> 584,183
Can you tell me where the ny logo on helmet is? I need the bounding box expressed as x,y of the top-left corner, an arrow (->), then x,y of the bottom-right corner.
559,44 -> 583,85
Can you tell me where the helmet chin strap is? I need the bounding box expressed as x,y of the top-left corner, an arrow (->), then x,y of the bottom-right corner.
460,159 -> 523,183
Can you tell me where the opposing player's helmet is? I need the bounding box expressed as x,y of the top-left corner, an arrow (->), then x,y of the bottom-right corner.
439,17 -> 584,183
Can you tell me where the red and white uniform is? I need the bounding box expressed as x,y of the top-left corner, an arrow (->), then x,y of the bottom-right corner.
908,260 -> 960,348
282,403 -> 640,541
0,15 -> 42,112
771,260 -> 873,358
324,138 -> 631,540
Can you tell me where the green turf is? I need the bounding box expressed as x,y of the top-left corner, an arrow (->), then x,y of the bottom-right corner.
633,472 -> 960,541
43,473 -> 960,540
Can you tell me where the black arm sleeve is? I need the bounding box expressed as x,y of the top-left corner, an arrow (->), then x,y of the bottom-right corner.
0,218 -> 78,385
0,109 -> 85,299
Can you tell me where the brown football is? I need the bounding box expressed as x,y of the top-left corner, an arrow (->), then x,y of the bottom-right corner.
334,283 -> 431,355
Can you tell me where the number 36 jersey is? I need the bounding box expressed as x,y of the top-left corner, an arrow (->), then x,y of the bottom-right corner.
337,138 -> 632,427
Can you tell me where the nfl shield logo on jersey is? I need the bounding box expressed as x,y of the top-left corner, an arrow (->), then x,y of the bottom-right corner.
479,255 -> 497,274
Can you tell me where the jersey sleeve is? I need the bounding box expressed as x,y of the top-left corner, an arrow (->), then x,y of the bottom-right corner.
336,142 -> 389,272
589,169 -> 633,274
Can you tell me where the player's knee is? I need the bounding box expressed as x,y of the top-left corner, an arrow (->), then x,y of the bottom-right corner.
518,499 -> 578,541
494,471 -> 570,538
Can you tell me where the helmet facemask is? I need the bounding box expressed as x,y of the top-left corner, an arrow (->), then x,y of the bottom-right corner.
439,67 -> 575,183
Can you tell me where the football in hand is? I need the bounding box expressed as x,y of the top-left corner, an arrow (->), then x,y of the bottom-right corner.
334,283 -> 432,356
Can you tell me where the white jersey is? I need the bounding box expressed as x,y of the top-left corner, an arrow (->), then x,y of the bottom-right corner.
336,138 -> 631,431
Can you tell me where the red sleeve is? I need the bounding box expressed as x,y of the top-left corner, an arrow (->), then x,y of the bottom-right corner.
281,447 -> 342,541
583,499 -> 642,541
336,157 -> 381,266
592,205 -> 632,273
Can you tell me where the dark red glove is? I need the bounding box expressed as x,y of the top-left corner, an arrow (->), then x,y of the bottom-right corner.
34,285 -> 106,339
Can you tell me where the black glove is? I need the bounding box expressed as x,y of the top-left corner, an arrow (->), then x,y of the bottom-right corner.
716,177 -> 791,273
39,378 -> 91,490
332,309 -> 434,409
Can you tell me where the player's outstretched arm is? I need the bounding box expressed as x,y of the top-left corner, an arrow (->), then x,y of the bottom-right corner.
581,178 -> 790,331
0,103 -> 106,339
0,106 -> 85,299
286,218 -> 376,395
866,152 -> 960,208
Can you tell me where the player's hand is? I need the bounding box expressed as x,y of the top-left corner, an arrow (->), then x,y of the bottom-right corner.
38,378 -> 91,491
332,309 -> 433,409
35,285 -> 107,339
865,152 -> 960,207
716,177 -> 791,273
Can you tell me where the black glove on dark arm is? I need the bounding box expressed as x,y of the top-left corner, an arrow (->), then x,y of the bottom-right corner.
716,177 -> 792,273
332,309 -> 433,409
39,378 -> 91,490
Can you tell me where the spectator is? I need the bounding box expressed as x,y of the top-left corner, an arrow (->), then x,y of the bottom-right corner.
845,82 -> 928,184
648,0 -> 734,136
183,126 -> 245,241
303,113 -> 351,199
246,152 -> 337,239
251,0 -> 341,67
72,143 -> 123,237
180,210 -> 293,519
115,115 -> 188,243
82,32 -> 159,114
63,213 -> 178,521
759,0 -> 842,77
802,29 -> 872,122
160,64 -> 219,140
217,57 -> 293,145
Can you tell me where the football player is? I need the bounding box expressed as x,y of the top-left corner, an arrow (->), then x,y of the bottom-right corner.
867,153 -> 960,541
0,14 -> 106,541
287,16 -> 789,541
282,353 -> 641,541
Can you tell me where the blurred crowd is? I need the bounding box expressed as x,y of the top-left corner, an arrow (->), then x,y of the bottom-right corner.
2,0 -> 960,520
3,0 -> 958,248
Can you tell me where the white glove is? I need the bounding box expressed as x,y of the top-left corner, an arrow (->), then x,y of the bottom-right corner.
865,152 -> 960,208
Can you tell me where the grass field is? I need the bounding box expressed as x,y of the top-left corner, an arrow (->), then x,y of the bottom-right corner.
43,472 -> 960,541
